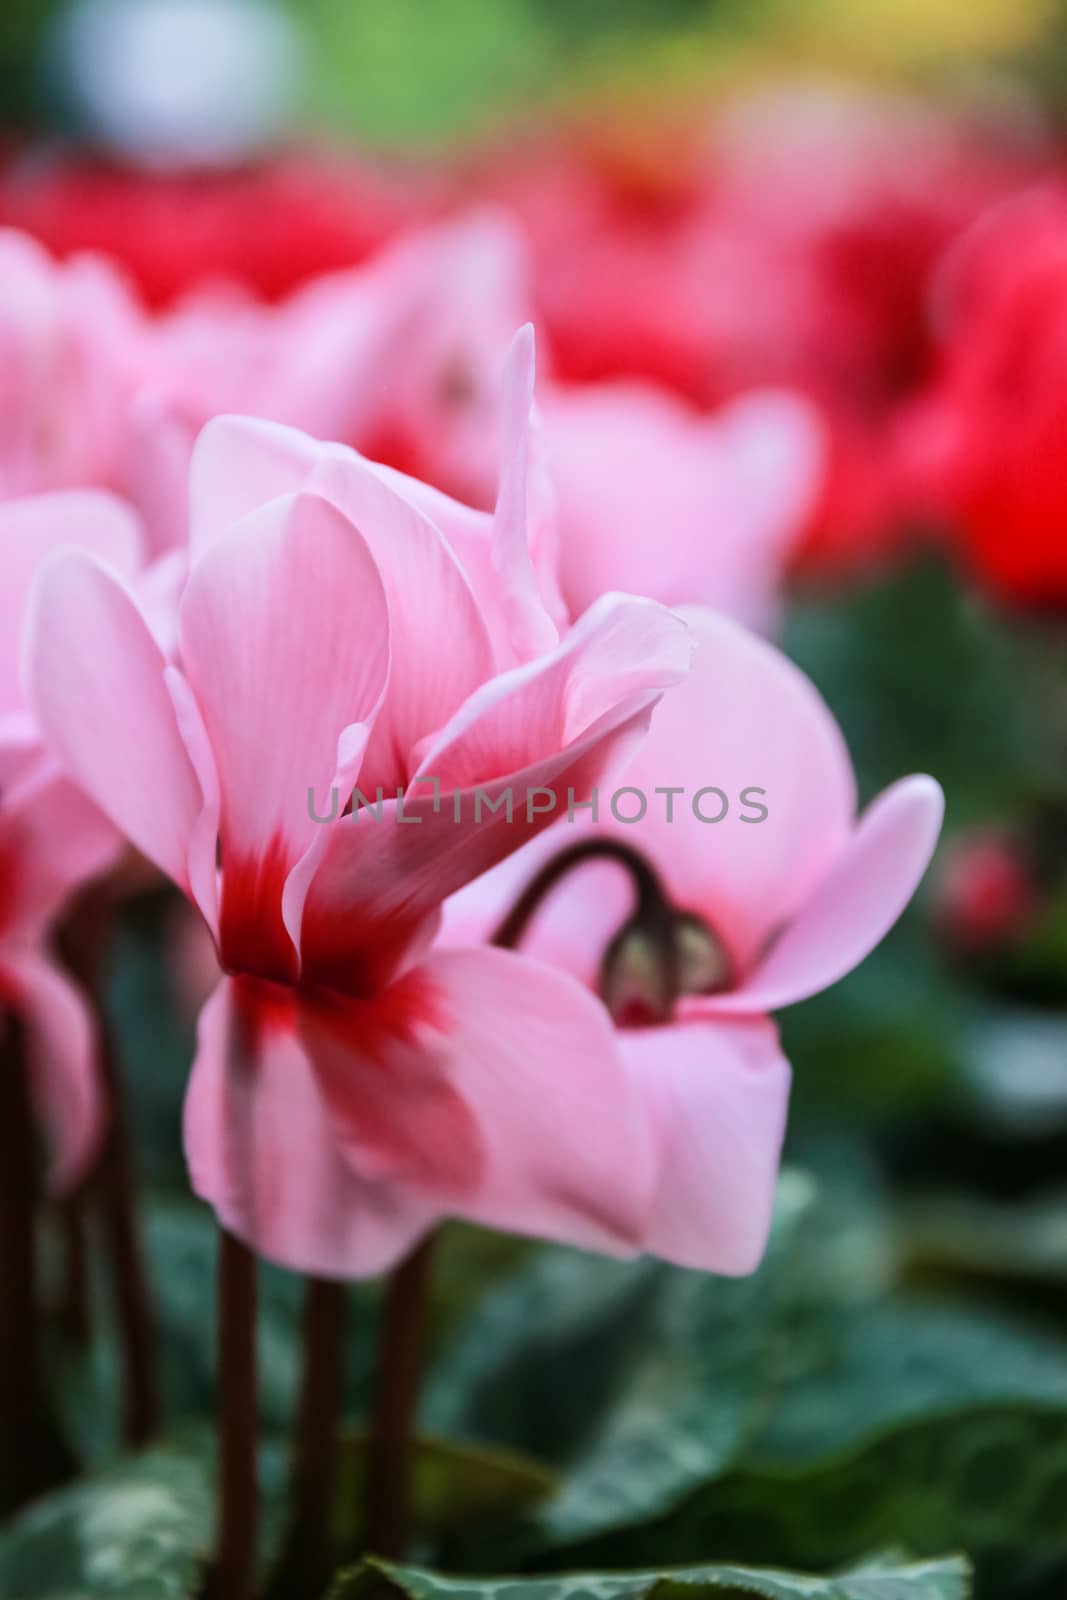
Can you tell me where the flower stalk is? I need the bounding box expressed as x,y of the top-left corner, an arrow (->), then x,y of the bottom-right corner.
60,888 -> 160,1446
210,1229 -> 259,1600
365,1233 -> 436,1558
268,1277 -> 347,1599
0,1014 -> 45,1515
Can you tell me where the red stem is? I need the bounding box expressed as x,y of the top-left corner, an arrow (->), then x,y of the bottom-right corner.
365,1234 -> 435,1558
60,888 -> 160,1446
0,1014 -> 45,1515
269,1278 -> 347,1598
209,1229 -> 259,1600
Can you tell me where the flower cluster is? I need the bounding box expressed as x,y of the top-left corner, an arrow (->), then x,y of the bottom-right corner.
0,139 -> 947,1290
7,81 -> 1061,606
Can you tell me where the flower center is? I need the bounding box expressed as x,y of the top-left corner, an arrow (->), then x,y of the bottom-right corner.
492,837 -> 731,1028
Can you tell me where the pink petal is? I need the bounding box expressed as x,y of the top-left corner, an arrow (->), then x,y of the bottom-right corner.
188,414 -> 319,561
544,381 -> 821,626
488,324 -> 561,661
164,667 -> 222,941
600,605 -> 857,977
294,452 -> 496,792
0,769 -> 118,943
368,324 -> 566,667
183,978 -> 440,1279
177,491 -> 390,980
417,947 -> 656,1253
297,593 -> 690,991
190,416 -> 496,789
701,774 -> 945,1015
0,490 -> 141,720
621,1016 -> 790,1274
24,551 -> 203,890
0,947 -> 104,1193
296,974 -> 486,1193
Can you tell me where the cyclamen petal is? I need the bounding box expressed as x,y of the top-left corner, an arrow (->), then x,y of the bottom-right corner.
177,490 -> 391,978
0,489 -> 141,721
25,551 -> 203,890
696,774 -> 945,1015
0,948 -> 104,1194
619,1016 -> 790,1274
184,979 -> 440,1280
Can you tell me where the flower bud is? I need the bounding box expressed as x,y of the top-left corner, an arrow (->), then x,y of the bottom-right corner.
599,912 -> 731,1027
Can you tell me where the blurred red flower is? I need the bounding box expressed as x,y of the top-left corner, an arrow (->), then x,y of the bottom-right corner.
902,186 -> 1067,608
460,90 -> 1035,578
0,146 -> 430,306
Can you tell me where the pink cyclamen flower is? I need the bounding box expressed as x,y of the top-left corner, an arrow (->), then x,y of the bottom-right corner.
541,381 -> 823,630
0,491 -> 139,1189
444,605 -> 944,1271
0,229 -> 141,501
26,334 -> 690,1278
126,211 -> 531,559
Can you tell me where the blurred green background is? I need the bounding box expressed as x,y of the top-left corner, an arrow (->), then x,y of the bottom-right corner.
0,0 -> 1064,149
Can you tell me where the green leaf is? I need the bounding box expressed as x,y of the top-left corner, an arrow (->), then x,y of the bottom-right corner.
541,1300 -> 1067,1573
330,1430 -> 558,1553
427,1173 -> 816,1488
0,1442 -> 212,1599
899,1188 -> 1067,1289
328,1553 -> 972,1600
430,1155 -> 1067,1577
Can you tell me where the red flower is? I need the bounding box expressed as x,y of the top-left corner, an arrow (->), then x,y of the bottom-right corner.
903,186 -> 1067,608
0,147 -> 430,306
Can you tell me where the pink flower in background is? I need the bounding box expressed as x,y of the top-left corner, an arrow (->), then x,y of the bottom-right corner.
0,229 -> 142,500
541,381 -> 823,630
444,606 -> 943,1270
0,491 -> 140,1190
26,339 -> 692,1278
341,210 -> 532,507
126,211 -> 531,557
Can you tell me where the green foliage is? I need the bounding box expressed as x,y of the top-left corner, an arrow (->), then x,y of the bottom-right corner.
332,1431 -> 558,1552
783,559 -> 1037,820
0,1442 -> 213,1599
417,1166 -> 1067,1591
329,1554 -> 972,1600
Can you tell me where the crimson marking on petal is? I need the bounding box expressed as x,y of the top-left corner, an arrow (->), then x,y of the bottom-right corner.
298,972 -> 486,1197
230,973 -> 298,1057
302,966 -> 447,1058
298,900 -> 425,997
0,843 -> 16,943
219,836 -> 298,985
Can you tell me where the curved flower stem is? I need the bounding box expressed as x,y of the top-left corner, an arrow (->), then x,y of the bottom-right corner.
211,1230 -> 259,1600
491,837 -> 672,952
0,1015 -> 44,1515
268,1277 -> 347,1599
365,1233 -> 435,1557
